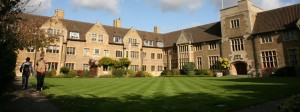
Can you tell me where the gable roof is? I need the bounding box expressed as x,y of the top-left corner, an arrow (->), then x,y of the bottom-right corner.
163,22 -> 222,47
253,3 -> 300,34
61,19 -> 94,41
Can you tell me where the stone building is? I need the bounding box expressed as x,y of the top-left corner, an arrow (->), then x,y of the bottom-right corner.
16,0 -> 300,76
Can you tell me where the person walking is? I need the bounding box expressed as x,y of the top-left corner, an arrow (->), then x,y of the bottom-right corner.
35,53 -> 47,92
20,57 -> 34,90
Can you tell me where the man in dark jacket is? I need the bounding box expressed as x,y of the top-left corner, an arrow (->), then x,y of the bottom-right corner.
20,57 -> 34,90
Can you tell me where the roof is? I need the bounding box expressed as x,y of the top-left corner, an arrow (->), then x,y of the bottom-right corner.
252,3 -> 300,34
163,22 -> 222,47
61,19 -> 94,41
19,13 -> 222,48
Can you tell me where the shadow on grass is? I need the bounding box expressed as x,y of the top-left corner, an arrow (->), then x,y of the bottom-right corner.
47,92 -> 237,112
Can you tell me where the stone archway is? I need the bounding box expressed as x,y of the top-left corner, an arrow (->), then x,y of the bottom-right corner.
231,61 -> 248,75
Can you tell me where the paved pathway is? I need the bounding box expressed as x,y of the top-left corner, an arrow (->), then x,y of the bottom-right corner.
234,98 -> 288,112
1,77 -> 60,112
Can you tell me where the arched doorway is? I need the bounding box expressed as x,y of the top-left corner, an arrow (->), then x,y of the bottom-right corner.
231,61 -> 247,75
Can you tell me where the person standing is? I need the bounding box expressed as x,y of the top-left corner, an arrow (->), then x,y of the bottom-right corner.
20,57 -> 34,90
35,53 -> 47,92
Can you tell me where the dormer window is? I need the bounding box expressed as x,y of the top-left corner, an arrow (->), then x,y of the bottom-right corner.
70,32 -> 80,39
113,36 -> 122,43
157,41 -> 164,47
144,40 -> 153,46
230,19 -> 240,28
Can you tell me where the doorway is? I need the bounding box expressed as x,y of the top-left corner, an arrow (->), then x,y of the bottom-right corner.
231,61 -> 247,75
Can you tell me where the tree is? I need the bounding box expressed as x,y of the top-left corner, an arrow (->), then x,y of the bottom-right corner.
98,57 -> 116,67
0,0 -> 28,92
218,57 -> 231,75
118,58 -> 131,69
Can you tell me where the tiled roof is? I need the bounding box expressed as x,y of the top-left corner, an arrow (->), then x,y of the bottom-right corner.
253,4 -> 300,34
137,30 -> 164,47
163,22 -> 222,47
61,19 -> 93,41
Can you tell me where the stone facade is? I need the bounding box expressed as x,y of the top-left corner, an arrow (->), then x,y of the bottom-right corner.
16,0 -> 300,76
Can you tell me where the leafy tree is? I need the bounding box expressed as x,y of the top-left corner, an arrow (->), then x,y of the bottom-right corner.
118,58 -> 131,69
98,57 -> 116,67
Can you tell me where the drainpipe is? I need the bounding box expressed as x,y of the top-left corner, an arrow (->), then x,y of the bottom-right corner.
251,35 -> 259,76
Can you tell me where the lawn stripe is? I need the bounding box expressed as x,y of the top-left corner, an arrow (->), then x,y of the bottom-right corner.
97,78 -> 149,97
132,78 -> 157,96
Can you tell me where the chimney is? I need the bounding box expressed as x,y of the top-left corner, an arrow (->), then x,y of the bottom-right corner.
55,9 -> 64,19
154,26 -> 160,33
113,18 -> 121,27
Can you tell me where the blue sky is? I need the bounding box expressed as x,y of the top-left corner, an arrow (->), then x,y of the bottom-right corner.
24,0 -> 300,33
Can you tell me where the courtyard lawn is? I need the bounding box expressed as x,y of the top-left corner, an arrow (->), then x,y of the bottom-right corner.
30,77 -> 300,112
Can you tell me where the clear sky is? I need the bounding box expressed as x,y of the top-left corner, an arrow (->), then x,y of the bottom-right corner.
23,0 -> 300,33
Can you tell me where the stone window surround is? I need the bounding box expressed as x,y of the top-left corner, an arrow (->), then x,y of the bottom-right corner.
230,18 -> 240,29
260,49 -> 279,68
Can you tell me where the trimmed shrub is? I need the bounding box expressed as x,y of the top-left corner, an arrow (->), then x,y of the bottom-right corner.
188,71 -> 196,76
60,66 -> 70,74
67,70 -> 77,78
136,71 -> 153,77
172,68 -> 180,75
127,69 -> 137,77
45,69 -> 56,78
275,66 -> 295,77
83,71 -> 91,78
194,69 -> 204,75
161,70 -> 172,76
98,74 -> 115,78
182,62 -> 196,75
112,69 -> 127,77
278,94 -> 300,112
202,69 -> 214,76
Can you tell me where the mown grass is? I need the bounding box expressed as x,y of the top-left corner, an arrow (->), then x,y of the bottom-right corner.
30,77 -> 300,112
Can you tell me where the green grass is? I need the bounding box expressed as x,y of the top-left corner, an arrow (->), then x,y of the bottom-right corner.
30,77 -> 300,112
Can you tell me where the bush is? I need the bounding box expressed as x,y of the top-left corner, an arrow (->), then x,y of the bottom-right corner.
172,68 -> 180,75
261,68 -> 277,77
182,62 -> 196,75
135,71 -> 153,77
83,71 -> 91,78
278,94 -> 300,112
188,71 -> 196,76
194,69 -> 213,76
98,74 -> 115,78
60,66 -> 70,74
275,67 -> 295,77
67,70 -> 77,78
112,69 -> 127,77
127,69 -> 137,77
161,70 -> 172,76
45,69 -> 56,78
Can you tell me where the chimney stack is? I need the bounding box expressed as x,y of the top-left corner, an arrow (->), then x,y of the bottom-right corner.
154,26 -> 160,33
55,9 -> 64,19
113,18 -> 121,27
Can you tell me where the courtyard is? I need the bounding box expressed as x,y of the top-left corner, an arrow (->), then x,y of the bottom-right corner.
28,77 -> 300,112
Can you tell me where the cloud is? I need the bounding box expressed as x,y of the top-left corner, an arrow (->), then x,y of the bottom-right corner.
22,0 -> 52,15
147,0 -> 202,12
208,0 -> 297,11
70,0 -> 120,13
253,0 -> 295,10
